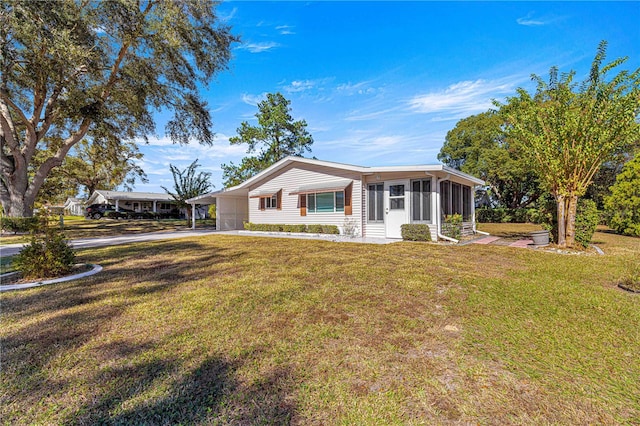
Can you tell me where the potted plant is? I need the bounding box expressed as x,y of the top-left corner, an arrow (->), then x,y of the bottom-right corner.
530,229 -> 550,246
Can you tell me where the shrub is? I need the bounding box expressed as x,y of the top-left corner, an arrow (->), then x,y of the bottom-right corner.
281,224 -> 307,233
0,216 -> 40,234
243,223 -> 339,235
442,214 -> 463,240
13,213 -> 75,279
575,199 -> 599,248
342,218 -> 359,237
401,224 -> 432,241
604,153 -> 640,237
307,224 -> 339,234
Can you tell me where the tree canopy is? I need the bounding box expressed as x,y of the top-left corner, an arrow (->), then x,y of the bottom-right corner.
0,0 -> 237,216
438,111 -> 542,209
498,41 -> 640,247
36,139 -> 147,206
222,93 -> 313,187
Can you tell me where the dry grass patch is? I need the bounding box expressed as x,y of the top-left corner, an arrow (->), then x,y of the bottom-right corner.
1,232 -> 638,424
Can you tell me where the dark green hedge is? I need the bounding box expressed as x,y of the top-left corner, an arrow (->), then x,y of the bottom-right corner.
0,217 -> 41,234
400,224 -> 432,241
243,223 -> 340,235
475,207 -> 548,224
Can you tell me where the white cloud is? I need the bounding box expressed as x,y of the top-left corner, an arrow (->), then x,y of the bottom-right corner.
219,7 -> 237,23
276,25 -> 295,35
336,80 -> 380,96
516,12 -> 547,26
407,78 -> 518,118
241,93 -> 267,106
283,79 -> 320,93
238,41 -> 280,53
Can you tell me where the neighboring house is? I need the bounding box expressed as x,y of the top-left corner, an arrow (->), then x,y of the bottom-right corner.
63,197 -> 85,216
86,190 -> 180,215
188,157 -> 484,241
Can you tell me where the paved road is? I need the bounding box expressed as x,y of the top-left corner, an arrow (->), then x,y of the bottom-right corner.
0,229 -> 219,257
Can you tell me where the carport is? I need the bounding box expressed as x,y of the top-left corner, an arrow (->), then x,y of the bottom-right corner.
187,187 -> 249,231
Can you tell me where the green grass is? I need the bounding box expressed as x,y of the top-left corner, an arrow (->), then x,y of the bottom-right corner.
1,226 -> 638,424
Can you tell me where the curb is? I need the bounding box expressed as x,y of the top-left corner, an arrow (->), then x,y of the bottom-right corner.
0,264 -> 103,292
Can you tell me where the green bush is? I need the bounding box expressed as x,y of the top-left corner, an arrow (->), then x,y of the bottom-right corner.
575,199 -> 599,248
243,223 -> 339,235
604,153 -> 640,237
281,224 -> 307,233
442,214 -> 463,240
13,215 -> 76,279
475,207 -> 546,224
401,224 -> 432,241
308,224 -> 340,234
0,216 -> 40,234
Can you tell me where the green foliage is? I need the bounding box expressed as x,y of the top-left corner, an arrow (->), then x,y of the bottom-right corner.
37,140 -> 148,204
222,93 -> 313,187
162,159 -> 213,210
475,207 -> 545,224
243,223 -> 339,235
442,214 -> 463,240
401,224 -> 432,241
498,41 -> 640,247
1,1 -> 236,216
0,216 -> 40,234
605,153 -> 640,237
13,213 -> 75,279
439,111 -> 542,209
575,199 -> 599,248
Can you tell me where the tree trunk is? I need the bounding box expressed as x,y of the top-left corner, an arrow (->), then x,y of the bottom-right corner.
565,194 -> 579,248
556,195 -> 567,248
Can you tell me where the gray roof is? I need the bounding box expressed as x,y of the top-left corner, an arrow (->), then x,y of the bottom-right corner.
88,190 -> 175,204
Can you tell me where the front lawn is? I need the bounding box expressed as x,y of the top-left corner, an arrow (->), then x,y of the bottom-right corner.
1,228 -> 638,424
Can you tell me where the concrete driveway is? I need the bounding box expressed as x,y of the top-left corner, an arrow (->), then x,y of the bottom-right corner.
0,229 -> 219,257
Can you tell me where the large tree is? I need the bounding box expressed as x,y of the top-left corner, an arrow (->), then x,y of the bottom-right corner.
438,110 -> 542,209
0,0 -> 236,217
221,92 -> 313,187
499,41 -> 640,248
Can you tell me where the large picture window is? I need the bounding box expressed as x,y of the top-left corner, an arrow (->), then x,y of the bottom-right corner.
368,183 -> 384,222
307,191 -> 344,213
411,179 -> 431,222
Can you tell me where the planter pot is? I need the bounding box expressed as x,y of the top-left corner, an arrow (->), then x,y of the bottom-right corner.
530,230 -> 550,246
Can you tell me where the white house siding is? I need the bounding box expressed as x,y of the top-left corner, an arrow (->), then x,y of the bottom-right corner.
247,163 -> 363,236
217,196 -> 248,231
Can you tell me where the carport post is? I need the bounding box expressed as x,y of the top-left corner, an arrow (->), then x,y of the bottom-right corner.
191,203 -> 196,229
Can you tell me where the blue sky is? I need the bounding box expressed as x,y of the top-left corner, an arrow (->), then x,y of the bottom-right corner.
134,1 -> 640,193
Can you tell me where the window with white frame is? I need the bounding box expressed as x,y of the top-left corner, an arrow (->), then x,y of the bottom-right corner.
367,183 -> 384,222
307,191 -> 344,213
411,179 -> 431,222
265,194 -> 278,209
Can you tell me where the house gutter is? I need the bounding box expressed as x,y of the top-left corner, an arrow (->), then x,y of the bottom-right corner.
435,173 -> 459,243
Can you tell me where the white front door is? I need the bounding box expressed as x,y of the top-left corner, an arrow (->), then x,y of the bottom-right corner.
385,180 -> 408,238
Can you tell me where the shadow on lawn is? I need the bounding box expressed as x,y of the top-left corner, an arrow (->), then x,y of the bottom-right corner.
1,238 -> 297,424
68,355 -> 296,425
